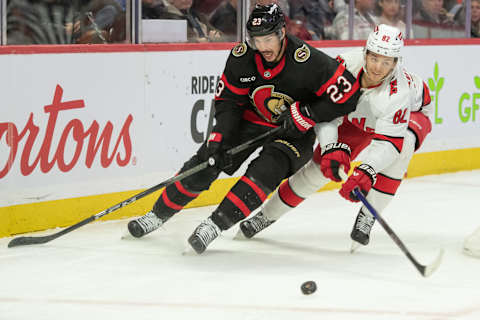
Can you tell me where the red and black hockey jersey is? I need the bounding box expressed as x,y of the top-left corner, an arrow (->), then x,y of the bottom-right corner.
213,34 -> 361,142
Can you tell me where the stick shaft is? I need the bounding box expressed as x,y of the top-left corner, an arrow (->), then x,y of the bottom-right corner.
353,188 -> 428,276
8,127 -> 281,248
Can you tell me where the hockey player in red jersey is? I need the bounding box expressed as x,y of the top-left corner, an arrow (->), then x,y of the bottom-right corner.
239,24 -> 433,250
126,4 -> 361,254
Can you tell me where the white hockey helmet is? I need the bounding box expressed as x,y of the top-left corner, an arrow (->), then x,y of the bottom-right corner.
365,24 -> 404,58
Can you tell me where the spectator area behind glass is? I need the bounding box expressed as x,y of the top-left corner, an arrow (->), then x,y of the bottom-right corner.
6,0 -> 128,45
142,19 -> 187,42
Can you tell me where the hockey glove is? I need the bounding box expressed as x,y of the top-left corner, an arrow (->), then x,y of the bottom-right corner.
198,132 -> 232,169
408,112 -> 432,151
320,143 -> 351,182
279,101 -> 316,138
339,164 -> 377,202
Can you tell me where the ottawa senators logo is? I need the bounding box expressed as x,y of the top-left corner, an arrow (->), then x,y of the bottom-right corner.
294,44 -> 310,63
232,43 -> 247,57
250,85 -> 294,123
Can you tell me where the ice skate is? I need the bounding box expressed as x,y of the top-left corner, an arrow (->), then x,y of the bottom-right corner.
239,212 -> 275,239
350,209 -> 375,246
127,211 -> 164,238
188,218 -> 221,254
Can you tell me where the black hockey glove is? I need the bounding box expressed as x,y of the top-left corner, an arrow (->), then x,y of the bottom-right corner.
198,132 -> 232,169
278,101 -> 316,138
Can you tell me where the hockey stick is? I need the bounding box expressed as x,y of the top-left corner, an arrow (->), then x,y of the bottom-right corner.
8,126 -> 282,248
353,188 -> 444,277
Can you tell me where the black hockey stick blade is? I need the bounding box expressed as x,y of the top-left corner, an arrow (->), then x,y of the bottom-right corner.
8,215 -> 97,248
8,126 -> 282,248
353,188 -> 443,277
8,234 -> 59,248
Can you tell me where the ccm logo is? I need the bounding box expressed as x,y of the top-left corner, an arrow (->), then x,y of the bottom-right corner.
240,76 -> 256,83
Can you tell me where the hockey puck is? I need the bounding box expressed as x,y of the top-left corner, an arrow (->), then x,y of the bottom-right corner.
301,281 -> 317,295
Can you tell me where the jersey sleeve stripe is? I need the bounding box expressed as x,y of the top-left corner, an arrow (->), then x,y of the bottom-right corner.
221,73 -> 250,96
315,63 -> 346,96
372,173 -> 402,195
422,81 -> 432,107
372,134 -> 404,153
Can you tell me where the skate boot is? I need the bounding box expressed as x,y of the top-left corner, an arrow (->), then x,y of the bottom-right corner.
188,218 -> 221,254
239,212 -> 275,238
350,209 -> 376,246
128,211 -> 164,238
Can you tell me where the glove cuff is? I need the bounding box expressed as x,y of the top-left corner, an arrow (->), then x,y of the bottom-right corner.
207,132 -> 223,146
357,164 -> 377,185
321,142 -> 351,156
290,102 -> 316,132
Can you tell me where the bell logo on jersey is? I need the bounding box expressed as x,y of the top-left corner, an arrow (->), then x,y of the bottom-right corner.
250,85 -> 294,122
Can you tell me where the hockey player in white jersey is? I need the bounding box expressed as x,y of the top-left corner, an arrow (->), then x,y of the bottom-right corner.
238,24 -> 433,249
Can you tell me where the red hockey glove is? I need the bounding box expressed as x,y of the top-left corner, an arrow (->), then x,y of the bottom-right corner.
339,164 -> 377,202
408,112 -> 432,151
198,132 -> 231,169
279,101 -> 316,138
320,142 -> 351,182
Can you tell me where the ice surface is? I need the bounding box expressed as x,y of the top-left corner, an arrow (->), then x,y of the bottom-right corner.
1,170 -> 480,320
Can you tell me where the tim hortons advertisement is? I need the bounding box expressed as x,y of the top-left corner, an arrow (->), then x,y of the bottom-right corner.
0,85 -> 133,179
0,52 -> 146,206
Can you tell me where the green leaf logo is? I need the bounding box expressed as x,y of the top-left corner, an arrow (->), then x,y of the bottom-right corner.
437,78 -> 444,91
428,62 -> 444,124
434,63 -> 439,81
475,76 -> 480,90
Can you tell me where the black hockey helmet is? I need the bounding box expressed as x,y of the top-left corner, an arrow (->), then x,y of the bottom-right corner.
246,4 -> 285,38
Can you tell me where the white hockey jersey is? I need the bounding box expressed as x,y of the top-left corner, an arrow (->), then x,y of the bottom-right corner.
316,48 -> 433,173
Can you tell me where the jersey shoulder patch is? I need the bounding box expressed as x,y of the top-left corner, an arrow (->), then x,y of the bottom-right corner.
232,43 -> 248,57
294,44 -> 311,63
